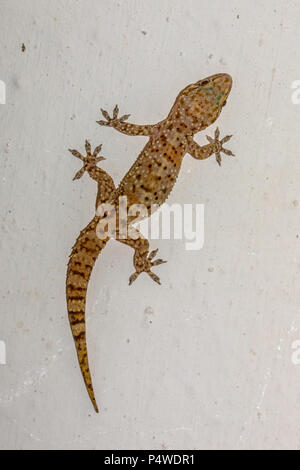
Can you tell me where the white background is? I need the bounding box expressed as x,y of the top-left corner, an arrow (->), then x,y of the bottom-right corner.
1,0 -> 300,450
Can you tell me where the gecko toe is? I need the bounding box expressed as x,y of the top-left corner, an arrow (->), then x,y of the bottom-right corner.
129,272 -> 139,285
220,134 -> 233,144
151,258 -> 167,266
148,249 -> 159,261
222,148 -> 235,156
148,271 -> 161,285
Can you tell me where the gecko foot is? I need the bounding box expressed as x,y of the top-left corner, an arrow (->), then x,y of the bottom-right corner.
129,249 -> 167,286
97,105 -> 131,128
69,140 -> 106,180
206,127 -> 235,166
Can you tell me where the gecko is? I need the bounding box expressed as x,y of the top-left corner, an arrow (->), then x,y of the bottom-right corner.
66,73 -> 234,413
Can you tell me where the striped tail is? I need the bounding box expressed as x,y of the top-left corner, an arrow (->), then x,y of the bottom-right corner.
66,215 -> 108,413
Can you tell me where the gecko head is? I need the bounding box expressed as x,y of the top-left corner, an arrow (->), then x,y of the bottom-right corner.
174,73 -> 232,132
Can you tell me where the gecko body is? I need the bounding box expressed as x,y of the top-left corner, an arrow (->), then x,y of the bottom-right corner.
66,73 -> 234,412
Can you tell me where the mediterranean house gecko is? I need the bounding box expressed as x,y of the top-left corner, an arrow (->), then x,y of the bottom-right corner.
66,73 -> 234,412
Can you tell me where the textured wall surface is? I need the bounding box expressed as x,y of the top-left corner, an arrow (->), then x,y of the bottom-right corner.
1,0 -> 300,450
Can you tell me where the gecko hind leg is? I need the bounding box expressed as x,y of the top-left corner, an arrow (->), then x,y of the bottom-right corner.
117,235 -> 167,285
69,140 -> 116,207
69,140 -> 106,180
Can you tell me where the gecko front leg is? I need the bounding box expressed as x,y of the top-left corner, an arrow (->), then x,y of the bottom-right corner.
97,105 -> 153,137
188,128 -> 234,166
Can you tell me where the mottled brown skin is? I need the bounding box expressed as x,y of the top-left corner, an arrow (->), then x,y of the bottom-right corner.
66,73 -> 234,413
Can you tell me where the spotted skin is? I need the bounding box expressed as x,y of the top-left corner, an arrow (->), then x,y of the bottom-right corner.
67,73 -> 234,412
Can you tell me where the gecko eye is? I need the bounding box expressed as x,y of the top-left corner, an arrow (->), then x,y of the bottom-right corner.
200,79 -> 209,86
222,99 -> 227,107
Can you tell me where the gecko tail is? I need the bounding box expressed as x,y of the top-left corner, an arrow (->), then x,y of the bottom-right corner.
66,215 -> 108,413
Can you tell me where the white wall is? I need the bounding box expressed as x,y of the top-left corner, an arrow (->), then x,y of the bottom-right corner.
1,0 -> 300,450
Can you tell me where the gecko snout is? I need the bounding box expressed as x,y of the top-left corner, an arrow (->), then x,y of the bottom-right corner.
197,73 -> 232,88
211,73 -> 232,97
